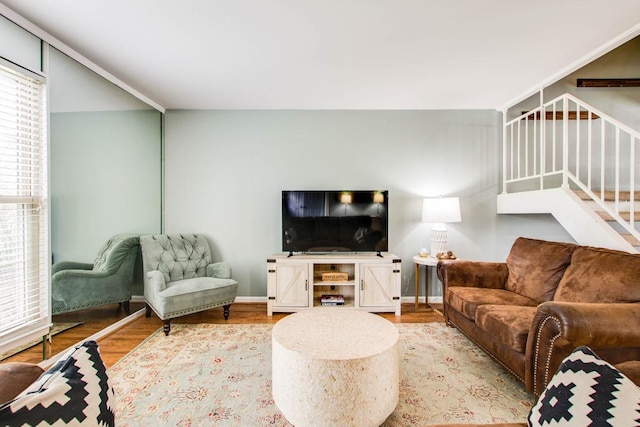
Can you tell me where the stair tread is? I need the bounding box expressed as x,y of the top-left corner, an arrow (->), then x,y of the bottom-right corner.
574,189 -> 640,201
596,211 -> 640,221
621,233 -> 640,246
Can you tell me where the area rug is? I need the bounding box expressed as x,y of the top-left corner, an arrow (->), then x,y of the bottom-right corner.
0,322 -> 83,361
109,323 -> 535,426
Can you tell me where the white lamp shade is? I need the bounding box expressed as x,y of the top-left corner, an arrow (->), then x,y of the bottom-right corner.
421,197 -> 461,223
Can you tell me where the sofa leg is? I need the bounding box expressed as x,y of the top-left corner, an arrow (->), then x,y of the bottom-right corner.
145,303 -> 152,318
122,301 -> 131,316
163,320 -> 171,336
223,304 -> 230,320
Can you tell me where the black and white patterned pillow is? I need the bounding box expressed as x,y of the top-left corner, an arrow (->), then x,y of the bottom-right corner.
528,346 -> 640,427
0,340 -> 114,426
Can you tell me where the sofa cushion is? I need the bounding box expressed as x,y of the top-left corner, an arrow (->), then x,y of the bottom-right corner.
475,305 -> 537,353
553,246 -> 640,303
0,362 -> 44,404
528,346 -> 640,427
0,341 -> 114,426
447,287 -> 538,321
505,237 -> 576,303
554,246 -> 640,303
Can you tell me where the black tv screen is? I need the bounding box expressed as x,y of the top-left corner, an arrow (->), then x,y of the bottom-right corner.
282,190 -> 389,254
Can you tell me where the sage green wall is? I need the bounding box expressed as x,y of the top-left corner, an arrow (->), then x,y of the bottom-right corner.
48,48 -> 163,277
164,110 -> 572,298
50,110 -> 162,264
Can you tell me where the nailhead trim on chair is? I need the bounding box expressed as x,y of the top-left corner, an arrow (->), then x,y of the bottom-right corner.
157,298 -> 237,319
52,298 -> 131,314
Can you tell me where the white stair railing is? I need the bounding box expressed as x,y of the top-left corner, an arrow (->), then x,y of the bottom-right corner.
503,93 -> 640,243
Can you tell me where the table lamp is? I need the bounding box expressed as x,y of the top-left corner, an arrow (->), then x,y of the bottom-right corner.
421,197 -> 461,256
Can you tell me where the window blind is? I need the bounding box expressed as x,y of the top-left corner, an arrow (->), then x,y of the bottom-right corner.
0,60 -> 49,355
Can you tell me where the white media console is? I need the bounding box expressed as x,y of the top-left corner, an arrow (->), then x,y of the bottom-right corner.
266,253 -> 402,316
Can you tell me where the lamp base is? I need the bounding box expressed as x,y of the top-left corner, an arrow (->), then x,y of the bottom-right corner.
430,228 -> 448,256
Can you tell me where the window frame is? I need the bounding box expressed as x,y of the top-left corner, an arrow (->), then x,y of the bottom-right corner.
0,55 -> 50,357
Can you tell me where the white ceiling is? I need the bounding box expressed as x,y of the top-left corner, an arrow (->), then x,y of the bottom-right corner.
2,0 -> 640,110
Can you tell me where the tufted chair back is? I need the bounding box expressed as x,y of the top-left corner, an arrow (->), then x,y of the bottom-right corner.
93,233 -> 141,273
140,234 -> 213,284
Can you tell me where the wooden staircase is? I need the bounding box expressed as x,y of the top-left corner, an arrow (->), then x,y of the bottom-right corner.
497,188 -> 639,253
501,93 -> 640,254
573,190 -> 640,248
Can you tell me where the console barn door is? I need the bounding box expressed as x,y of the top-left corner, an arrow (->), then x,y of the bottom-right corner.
359,263 -> 395,308
274,264 -> 309,307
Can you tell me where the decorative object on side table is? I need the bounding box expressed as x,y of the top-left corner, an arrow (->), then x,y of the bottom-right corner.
436,250 -> 457,260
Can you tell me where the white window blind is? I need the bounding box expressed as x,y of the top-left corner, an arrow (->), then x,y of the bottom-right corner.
0,60 -> 49,355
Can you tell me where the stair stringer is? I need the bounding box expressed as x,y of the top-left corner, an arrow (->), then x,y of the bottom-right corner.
497,187 -> 638,253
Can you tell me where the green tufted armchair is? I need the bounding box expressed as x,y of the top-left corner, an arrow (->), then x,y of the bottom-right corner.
51,233 -> 141,315
140,234 -> 238,335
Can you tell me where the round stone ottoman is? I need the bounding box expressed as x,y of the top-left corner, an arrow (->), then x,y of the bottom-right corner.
272,308 -> 400,427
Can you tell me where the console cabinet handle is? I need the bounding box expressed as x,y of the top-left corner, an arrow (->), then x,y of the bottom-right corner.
305,279 -> 308,291
360,279 -> 364,290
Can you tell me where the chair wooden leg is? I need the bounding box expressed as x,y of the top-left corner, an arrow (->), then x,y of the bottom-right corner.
223,304 -> 230,320
145,303 -> 152,318
122,301 -> 131,316
163,320 -> 171,336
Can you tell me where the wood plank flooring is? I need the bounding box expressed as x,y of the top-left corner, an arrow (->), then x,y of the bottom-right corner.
3,302 -> 444,368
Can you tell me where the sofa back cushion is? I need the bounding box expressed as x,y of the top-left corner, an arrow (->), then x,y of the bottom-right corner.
554,246 -> 640,303
505,237 -> 577,303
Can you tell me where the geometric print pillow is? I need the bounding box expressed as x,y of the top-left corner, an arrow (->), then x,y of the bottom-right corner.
0,341 -> 114,426
528,346 -> 640,427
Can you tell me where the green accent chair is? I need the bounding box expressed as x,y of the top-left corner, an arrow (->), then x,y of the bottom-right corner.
140,234 -> 238,335
51,233 -> 141,315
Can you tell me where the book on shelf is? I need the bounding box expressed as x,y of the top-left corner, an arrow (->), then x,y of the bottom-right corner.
320,294 -> 345,306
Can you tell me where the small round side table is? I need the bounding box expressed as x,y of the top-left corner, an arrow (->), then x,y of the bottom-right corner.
413,255 -> 439,311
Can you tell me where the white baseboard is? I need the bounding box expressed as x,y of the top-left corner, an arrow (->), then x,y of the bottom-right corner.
235,296 -> 269,303
233,296 -> 442,304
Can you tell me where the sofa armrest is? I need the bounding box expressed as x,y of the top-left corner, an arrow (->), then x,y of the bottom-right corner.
437,260 -> 509,323
526,301 -> 640,395
145,270 -> 168,292
51,261 -> 93,276
206,261 -> 232,279
0,362 -> 44,404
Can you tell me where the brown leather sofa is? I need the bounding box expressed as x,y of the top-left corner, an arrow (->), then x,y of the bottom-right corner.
436,236 -> 640,396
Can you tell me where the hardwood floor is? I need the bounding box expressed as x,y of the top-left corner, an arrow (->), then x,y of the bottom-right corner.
3,302 -> 444,368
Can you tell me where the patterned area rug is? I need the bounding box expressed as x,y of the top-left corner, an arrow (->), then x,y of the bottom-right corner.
0,322 -> 83,361
109,323 -> 535,426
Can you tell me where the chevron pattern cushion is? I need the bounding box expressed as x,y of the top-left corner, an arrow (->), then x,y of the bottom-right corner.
528,346 -> 640,427
0,341 -> 114,426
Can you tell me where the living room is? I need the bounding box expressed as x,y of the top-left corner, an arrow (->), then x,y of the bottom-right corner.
1,2 -> 640,426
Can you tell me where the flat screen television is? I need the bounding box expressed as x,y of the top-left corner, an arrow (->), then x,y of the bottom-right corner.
282,190 -> 389,254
